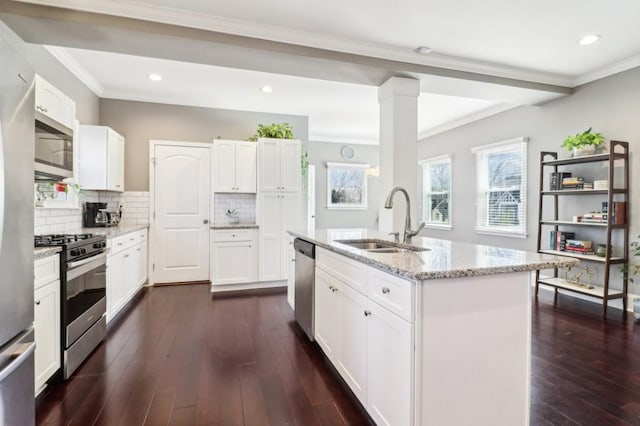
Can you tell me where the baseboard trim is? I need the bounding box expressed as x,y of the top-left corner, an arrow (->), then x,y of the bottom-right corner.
154,280 -> 211,287
211,280 -> 287,296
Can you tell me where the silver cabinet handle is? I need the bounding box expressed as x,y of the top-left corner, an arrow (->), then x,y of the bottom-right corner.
382,287 -> 391,294
124,254 -> 130,258
35,300 -> 40,306
364,310 -> 371,316
203,219 -> 209,224
137,248 -> 141,252
291,259 -> 296,262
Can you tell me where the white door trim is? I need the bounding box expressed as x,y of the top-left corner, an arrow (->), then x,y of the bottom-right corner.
148,139 -> 213,285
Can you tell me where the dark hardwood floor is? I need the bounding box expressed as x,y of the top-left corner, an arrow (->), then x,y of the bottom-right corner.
36,284 -> 640,425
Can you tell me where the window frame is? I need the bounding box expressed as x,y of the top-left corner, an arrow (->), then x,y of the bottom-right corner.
419,154 -> 453,230
471,137 -> 528,239
326,162 -> 369,210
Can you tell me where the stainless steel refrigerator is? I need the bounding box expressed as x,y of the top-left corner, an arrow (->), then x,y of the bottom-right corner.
0,35 -> 36,425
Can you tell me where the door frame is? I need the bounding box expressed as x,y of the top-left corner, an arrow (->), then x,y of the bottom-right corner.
148,140 -> 213,285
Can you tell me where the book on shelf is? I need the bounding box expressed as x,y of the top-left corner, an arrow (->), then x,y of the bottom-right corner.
564,247 -> 595,255
550,172 -> 571,190
562,177 -> 584,189
566,239 -> 592,249
550,231 -> 575,250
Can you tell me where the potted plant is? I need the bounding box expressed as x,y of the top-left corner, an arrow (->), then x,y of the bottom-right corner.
247,123 -> 295,141
225,208 -> 240,224
561,127 -> 604,157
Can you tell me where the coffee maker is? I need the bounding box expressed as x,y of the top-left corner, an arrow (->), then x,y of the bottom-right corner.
83,202 -> 110,227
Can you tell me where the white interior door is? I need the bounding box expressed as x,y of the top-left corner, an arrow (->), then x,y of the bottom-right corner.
307,165 -> 316,231
152,143 -> 211,284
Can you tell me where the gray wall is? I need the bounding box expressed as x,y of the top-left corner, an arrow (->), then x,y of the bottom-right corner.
99,99 -> 309,191
418,66 -> 640,293
0,21 -> 99,124
307,141 -> 380,229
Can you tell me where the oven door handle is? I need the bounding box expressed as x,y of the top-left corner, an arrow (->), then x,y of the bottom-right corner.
67,251 -> 108,269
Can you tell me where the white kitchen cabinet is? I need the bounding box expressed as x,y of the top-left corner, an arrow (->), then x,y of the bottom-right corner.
258,138 -> 301,192
314,268 -> 340,362
78,125 -> 125,192
106,229 -> 148,322
213,140 -> 257,193
315,247 -> 416,425
287,236 -> 295,309
210,229 -> 258,285
35,75 -> 76,130
258,192 -> 300,281
34,254 -> 61,395
367,299 -> 414,426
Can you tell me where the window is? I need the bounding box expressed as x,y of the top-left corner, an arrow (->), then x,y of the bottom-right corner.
419,155 -> 452,229
326,162 -> 369,209
472,137 -> 527,238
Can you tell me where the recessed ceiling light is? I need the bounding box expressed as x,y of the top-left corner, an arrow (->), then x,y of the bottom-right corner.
261,86 -> 273,93
147,73 -> 162,81
414,46 -> 432,55
578,34 -> 601,46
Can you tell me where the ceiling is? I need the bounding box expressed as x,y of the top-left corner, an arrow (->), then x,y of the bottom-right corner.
7,0 -> 640,143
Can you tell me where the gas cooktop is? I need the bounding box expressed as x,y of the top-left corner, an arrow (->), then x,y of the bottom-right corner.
35,233 -> 105,247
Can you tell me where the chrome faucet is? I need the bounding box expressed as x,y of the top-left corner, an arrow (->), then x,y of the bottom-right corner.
384,187 -> 425,243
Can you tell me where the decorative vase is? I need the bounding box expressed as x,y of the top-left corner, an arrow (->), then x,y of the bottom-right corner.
572,145 -> 596,157
596,244 -> 607,257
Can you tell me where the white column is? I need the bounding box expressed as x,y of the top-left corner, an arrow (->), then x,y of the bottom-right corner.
377,77 -> 420,233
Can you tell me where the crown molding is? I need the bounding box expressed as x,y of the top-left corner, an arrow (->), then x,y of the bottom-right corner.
44,45 -> 104,96
418,103 -> 517,140
572,52 -> 640,86
309,135 -> 379,146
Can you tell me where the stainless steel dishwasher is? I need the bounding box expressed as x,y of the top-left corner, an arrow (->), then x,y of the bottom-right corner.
294,238 -> 315,340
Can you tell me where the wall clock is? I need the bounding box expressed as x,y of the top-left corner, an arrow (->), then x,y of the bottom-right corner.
340,145 -> 354,160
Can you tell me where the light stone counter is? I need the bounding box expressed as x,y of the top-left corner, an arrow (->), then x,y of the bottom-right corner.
76,224 -> 149,239
34,246 -> 62,260
288,228 -> 578,281
211,224 -> 259,230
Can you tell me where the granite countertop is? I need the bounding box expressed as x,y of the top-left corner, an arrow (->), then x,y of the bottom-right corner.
34,246 -> 62,260
211,224 -> 259,230
77,224 -> 150,239
288,228 -> 578,281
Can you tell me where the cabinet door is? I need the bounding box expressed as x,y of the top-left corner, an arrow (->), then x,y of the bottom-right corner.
124,247 -> 138,300
258,193 -> 282,281
314,269 -> 340,362
35,75 -> 64,125
107,251 -> 126,322
212,241 -> 256,285
107,129 -> 125,191
280,140 -> 301,192
259,139 -> 280,191
137,241 -> 148,288
34,280 -> 60,394
336,280 -> 368,404
235,142 -> 257,193
213,141 -> 237,192
287,237 -> 295,309
367,301 -> 414,426
62,96 -> 76,130
279,193 -> 300,280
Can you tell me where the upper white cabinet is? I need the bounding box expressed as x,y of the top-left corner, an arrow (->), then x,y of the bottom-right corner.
34,254 -> 61,396
258,138 -> 301,192
213,140 -> 257,193
35,75 -> 76,130
79,125 -> 125,192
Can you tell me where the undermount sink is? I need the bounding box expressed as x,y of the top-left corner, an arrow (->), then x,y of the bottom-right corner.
335,239 -> 430,253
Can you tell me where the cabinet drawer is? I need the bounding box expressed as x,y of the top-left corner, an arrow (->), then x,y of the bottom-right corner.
34,254 -> 60,290
212,229 -> 253,242
368,268 -> 415,322
109,235 -> 128,254
316,247 -> 368,294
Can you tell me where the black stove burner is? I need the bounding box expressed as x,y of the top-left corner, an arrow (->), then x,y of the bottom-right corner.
34,233 -> 95,247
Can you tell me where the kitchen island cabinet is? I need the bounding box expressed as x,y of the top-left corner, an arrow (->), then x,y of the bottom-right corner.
291,228 -> 577,426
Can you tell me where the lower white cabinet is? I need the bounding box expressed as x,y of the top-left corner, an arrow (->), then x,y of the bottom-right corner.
211,229 -> 258,285
107,229 -> 148,322
34,254 -> 61,395
287,236 -> 295,309
315,248 -> 415,426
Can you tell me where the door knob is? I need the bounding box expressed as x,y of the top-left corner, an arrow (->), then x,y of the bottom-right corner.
203,219 -> 209,224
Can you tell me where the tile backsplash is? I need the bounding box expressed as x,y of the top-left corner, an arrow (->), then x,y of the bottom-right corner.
34,191 -> 150,234
214,193 -> 256,225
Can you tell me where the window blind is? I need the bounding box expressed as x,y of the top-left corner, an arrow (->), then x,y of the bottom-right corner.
472,138 -> 527,237
420,155 -> 451,227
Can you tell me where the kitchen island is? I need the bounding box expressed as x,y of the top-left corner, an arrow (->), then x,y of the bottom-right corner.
288,228 -> 577,426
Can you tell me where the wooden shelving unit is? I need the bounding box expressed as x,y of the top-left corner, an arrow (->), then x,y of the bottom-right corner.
535,140 -> 630,317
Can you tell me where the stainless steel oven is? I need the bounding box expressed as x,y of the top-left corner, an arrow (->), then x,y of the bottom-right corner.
34,112 -> 73,180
